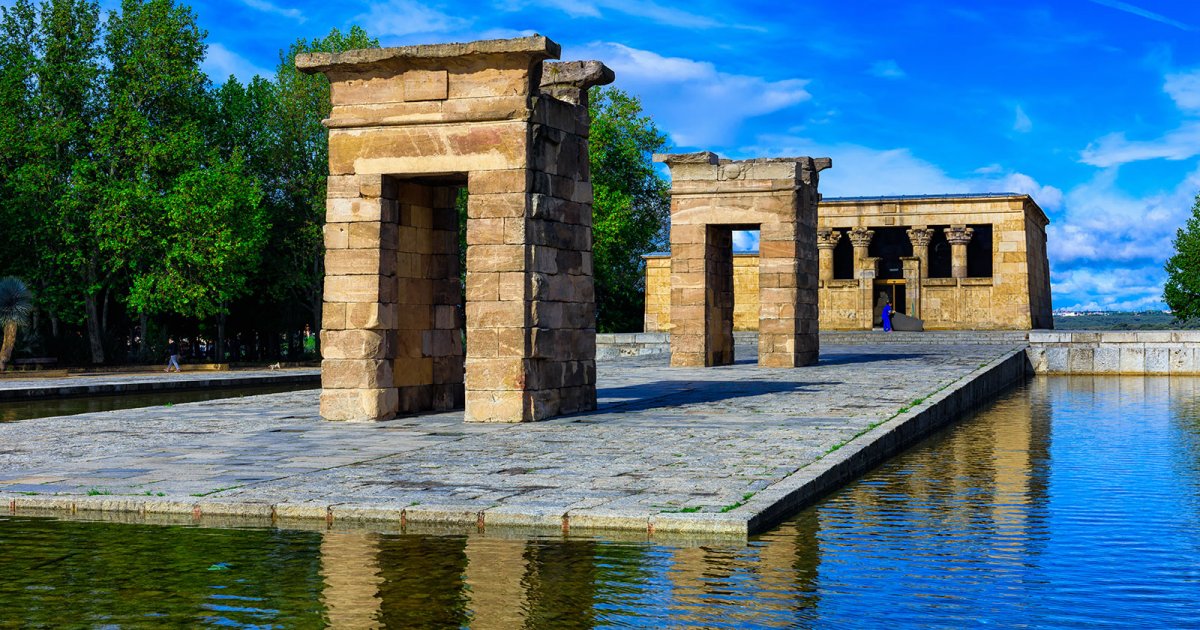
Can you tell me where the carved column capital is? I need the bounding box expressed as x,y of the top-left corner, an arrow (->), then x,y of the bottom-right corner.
944,225 -> 974,245
848,227 -> 874,248
816,228 -> 843,250
906,226 -> 934,248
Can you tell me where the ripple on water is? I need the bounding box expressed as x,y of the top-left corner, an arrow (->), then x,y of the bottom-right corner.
2,377 -> 1200,627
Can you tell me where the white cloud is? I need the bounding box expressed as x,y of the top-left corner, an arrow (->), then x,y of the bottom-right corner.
1013,105 -> 1032,133
1088,0 -> 1193,32
1052,266 -> 1168,311
1081,68 -> 1200,167
239,0 -> 304,22
572,42 -> 810,147
1047,166 -> 1198,264
1080,124 -> 1200,167
1165,70 -> 1200,111
869,60 -> 906,79
202,43 -> 271,83
732,230 -> 759,252
354,0 -> 470,38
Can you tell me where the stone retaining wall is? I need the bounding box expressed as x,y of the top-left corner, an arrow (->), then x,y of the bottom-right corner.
598,330 -> 1029,357
1027,331 -> 1200,374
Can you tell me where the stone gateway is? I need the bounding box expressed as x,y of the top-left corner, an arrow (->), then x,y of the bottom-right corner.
655,152 -> 831,367
298,36 -> 612,422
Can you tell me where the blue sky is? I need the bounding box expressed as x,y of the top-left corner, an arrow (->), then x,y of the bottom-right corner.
43,0 -> 1200,311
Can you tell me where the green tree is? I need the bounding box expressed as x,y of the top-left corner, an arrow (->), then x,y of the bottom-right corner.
27,0 -> 102,348
1164,192 -> 1200,321
0,1 -> 40,289
587,87 -> 671,332
260,26 -> 378,340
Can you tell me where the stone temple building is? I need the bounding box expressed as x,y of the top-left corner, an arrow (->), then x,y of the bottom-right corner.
645,193 -> 1052,331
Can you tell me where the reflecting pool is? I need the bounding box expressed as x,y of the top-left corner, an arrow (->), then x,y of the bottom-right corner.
0,382 -> 315,423
2,376 -> 1198,627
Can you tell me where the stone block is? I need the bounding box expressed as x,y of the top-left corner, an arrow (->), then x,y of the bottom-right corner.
467,244 -> 525,273
319,387 -> 398,421
1067,347 -> 1094,373
393,357 -> 434,387
1145,346 -> 1170,374
469,193 -> 527,219
1093,346 -> 1119,373
467,300 -> 527,328
1119,346 -> 1145,373
1044,347 -> 1068,373
325,248 -> 395,276
321,330 -> 392,360
464,389 -> 527,423
321,359 -> 393,388
1170,347 -> 1195,374
469,169 -> 530,195
324,275 -> 395,303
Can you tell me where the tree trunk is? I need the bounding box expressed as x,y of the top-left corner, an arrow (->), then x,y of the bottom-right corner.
83,293 -> 105,364
0,321 -> 16,371
49,313 -> 59,339
216,311 -> 226,364
139,310 -> 148,358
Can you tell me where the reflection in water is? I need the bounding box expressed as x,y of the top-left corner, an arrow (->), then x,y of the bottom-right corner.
0,382 -> 313,422
3,377 -> 1200,627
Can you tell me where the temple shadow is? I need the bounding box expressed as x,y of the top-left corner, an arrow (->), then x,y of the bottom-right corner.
585,379 -> 829,416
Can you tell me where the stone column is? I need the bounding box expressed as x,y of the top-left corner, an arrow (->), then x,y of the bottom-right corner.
848,227 -> 874,272
848,228 -> 876,331
816,228 -> 841,283
906,226 -> 934,274
902,256 -> 921,318
945,225 -> 974,279
905,227 -> 933,319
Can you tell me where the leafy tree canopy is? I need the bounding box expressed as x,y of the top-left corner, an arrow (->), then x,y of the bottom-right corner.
587,87 -> 671,332
1164,192 -> 1200,322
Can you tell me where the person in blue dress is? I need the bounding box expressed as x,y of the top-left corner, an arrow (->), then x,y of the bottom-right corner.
881,298 -> 895,332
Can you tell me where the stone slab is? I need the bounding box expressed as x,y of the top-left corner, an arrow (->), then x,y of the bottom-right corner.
0,343 -> 1024,539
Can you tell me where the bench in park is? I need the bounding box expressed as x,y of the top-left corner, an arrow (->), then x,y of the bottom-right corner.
11,357 -> 58,371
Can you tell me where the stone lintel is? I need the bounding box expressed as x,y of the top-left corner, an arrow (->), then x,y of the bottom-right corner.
658,153 -> 832,185
654,151 -> 719,165
540,60 -> 615,105
296,35 -> 561,74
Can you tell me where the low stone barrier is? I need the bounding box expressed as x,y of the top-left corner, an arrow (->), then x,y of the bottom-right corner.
598,330 -> 1029,358
1027,331 -> 1200,375
739,347 -> 1028,534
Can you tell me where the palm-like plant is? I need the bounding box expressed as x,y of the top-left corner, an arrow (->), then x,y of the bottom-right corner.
0,277 -> 33,371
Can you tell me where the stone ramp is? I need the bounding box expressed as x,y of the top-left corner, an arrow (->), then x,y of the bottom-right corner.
0,344 -> 1026,538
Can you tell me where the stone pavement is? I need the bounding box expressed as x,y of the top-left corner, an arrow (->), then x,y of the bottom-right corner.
0,343 -> 1024,536
0,368 -> 319,400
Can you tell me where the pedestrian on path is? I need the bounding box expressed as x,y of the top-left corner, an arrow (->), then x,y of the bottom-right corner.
882,299 -> 895,332
165,338 -> 181,373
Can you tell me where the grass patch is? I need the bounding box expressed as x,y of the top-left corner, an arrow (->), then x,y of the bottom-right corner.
17,491 -> 38,496
719,492 -> 757,513
86,488 -> 112,496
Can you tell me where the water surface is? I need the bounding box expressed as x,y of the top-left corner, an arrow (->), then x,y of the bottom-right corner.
0,382 -> 314,422
1,376 -> 1198,627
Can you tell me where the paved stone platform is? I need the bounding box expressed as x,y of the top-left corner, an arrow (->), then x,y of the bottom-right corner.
0,368 -> 320,400
0,344 -> 1025,536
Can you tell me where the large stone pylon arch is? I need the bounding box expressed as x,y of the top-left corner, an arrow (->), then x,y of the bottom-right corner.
298,36 -> 612,422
